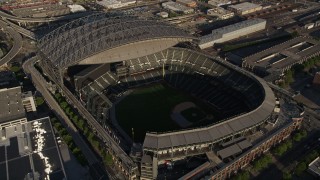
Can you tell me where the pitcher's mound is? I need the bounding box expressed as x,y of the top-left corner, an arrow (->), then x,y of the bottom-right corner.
171,102 -> 206,128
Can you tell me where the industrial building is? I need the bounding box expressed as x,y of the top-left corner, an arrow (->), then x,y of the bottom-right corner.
208,0 -> 231,7
156,12 -> 169,18
308,157 -> 320,177
21,91 -> 37,112
0,86 -> 36,123
0,0 -> 57,11
199,18 -> 266,49
176,0 -> 197,8
0,86 -> 25,123
241,37 -> 320,77
67,4 -> 86,13
97,0 -> 136,9
207,7 -> 234,20
227,2 -> 262,15
0,117 -> 66,180
11,3 -> 70,18
162,1 -> 194,14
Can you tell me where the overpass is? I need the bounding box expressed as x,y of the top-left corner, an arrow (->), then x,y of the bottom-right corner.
0,20 -> 22,66
4,20 -> 37,39
0,9 -> 93,23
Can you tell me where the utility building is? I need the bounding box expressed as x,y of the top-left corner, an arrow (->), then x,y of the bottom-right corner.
199,18 -> 266,49
162,1 -> 194,14
227,2 -> 262,15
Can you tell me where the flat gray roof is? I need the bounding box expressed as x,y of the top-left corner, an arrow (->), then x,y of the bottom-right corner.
0,117 -> 66,180
237,139 -> 252,150
217,144 -> 241,159
200,18 -> 266,44
308,157 -> 320,177
243,37 -> 320,72
228,2 -> 262,12
0,87 -> 25,123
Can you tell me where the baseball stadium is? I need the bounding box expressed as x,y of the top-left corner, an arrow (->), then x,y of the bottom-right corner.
37,12 -> 279,179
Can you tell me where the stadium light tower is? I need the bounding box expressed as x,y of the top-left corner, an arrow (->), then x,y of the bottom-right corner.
132,128 -> 135,142
162,63 -> 166,78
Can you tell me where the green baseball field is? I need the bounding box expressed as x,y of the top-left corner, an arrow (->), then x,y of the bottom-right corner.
115,83 -> 218,142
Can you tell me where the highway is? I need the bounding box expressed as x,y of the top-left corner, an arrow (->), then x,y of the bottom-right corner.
23,57 -> 110,179
0,20 -> 22,66
4,20 -> 37,39
0,9 -> 94,23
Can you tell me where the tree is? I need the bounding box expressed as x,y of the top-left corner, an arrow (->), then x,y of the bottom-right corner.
282,171 -> 292,180
72,115 -> 79,125
77,154 -> 88,166
72,147 -> 81,156
55,93 -> 62,102
285,140 -> 293,149
35,97 -> 45,106
304,150 -> 319,164
10,66 -> 21,73
285,69 -> 294,84
273,140 -> 292,156
68,111 -> 74,119
65,107 -> 71,115
292,64 -> 304,73
301,130 -> 307,138
87,132 -> 94,141
104,154 -> 113,166
253,155 -> 272,171
232,171 -> 250,180
291,31 -> 299,38
273,144 -> 287,156
50,117 -> 58,123
63,134 -> 73,144
293,133 -> 302,142
295,162 -> 307,176
78,119 -> 85,130
59,128 -> 68,136
54,122 -> 63,130
60,101 -> 68,110
83,126 -> 89,136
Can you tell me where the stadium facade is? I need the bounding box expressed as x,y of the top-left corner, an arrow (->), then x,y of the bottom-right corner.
37,13 -> 304,180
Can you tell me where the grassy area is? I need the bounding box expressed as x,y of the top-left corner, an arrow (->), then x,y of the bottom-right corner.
180,107 -> 206,123
116,83 -> 200,142
35,96 -> 45,106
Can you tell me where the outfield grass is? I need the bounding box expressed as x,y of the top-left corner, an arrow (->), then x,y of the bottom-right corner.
116,83 -> 198,142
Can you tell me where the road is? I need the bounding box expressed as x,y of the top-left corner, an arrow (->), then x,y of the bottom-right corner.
57,77 -> 137,179
0,9 -> 94,23
23,57 -> 110,179
4,20 -> 37,39
0,20 -> 22,66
